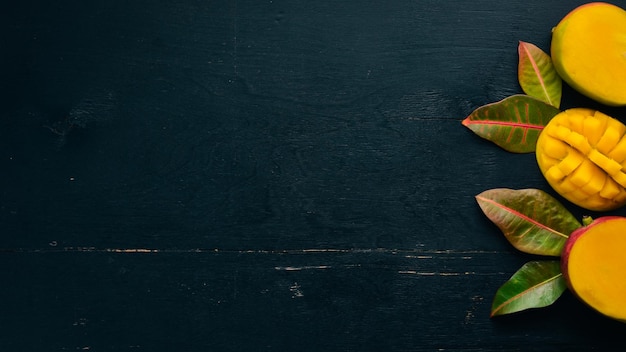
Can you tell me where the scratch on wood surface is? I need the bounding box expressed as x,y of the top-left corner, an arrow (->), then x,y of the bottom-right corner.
290,282 -> 304,298
274,265 -> 332,271
464,295 -> 485,324
398,271 -> 471,276
0,247 -> 506,255
274,264 -> 361,271
1,247 -> 510,276
106,248 -> 161,253
406,255 -> 434,259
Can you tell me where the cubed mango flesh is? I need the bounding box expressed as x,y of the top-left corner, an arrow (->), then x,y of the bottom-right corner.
536,108 -> 626,211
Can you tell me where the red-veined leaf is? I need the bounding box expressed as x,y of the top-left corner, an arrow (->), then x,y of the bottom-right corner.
462,95 -> 560,153
476,188 -> 581,256
491,260 -> 566,317
518,41 -> 562,108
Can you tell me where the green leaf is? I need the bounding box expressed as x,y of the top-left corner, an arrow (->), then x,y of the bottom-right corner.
462,95 -> 560,153
476,188 -> 581,256
518,41 -> 562,108
491,260 -> 566,317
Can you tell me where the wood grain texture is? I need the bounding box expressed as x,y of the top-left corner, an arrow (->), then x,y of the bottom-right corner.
1,249 -> 623,350
1,0 -> 626,350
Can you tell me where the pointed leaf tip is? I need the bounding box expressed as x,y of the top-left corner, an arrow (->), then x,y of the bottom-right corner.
518,41 -> 562,108
476,188 -> 581,256
491,261 -> 566,317
463,95 -> 559,153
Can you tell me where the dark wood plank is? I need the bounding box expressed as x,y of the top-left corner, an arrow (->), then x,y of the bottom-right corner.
1,248 -> 623,351
2,0 -> 626,350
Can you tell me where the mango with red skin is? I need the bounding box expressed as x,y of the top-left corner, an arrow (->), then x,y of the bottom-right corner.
561,216 -> 626,322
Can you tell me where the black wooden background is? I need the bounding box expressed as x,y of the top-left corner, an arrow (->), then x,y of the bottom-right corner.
2,1 -> 626,350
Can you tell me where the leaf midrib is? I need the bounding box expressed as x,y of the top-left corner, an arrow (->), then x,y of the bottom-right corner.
476,196 -> 569,239
491,272 -> 563,316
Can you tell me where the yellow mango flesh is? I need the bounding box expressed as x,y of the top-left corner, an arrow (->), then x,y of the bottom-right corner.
563,217 -> 626,322
536,108 -> 626,211
551,3 -> 626,106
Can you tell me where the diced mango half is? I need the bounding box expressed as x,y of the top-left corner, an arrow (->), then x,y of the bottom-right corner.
536,108 -> 626,211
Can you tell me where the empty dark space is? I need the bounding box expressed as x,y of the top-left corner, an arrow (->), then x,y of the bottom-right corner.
1,1 -> 625,351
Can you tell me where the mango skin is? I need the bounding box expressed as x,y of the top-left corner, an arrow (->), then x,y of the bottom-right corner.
561,216 -> 626,323
551,2 -> 626,106
536,108 -> 626,211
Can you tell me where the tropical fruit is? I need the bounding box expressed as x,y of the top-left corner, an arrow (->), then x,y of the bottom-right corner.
562,216 -> 626,322
551,2 -> 626,106
535,108 -> 626,211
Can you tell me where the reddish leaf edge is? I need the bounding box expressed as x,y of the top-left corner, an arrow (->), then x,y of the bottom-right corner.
461,94 -> 560,155
518,40 -> 544,106
463,40 -> 563,153
518,41 -> 561,108
490,261 -> 566,318
461,94 -> 555,130
478,188 -> 577,317
476,187 -> 582,256
519,41 -> 549,101
475,192 -> 571,253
